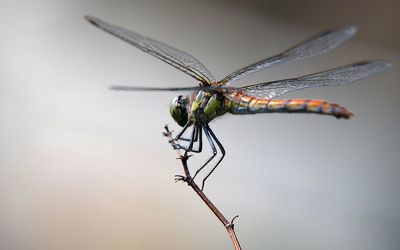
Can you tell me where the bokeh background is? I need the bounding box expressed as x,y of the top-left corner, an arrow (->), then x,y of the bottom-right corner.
0,0 -> 399,249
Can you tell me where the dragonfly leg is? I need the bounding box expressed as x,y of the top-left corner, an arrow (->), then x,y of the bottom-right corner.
174,126 -> 195,151
191,124 -> 217,187
174,122 -> 191,141
200,124 -> 225,191
190,126 -> 203,153
173,123 -> 193,150
174,126 -> 203,153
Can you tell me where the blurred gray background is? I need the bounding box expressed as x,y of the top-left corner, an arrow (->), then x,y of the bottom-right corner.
0,0 -> 399,249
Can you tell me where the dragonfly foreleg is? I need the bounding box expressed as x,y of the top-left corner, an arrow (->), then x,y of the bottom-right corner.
172,123 -> 194,149
174,125 -> 195,151
175,126 -> 203,153
200,124 -> 225,191
173,123 -> 191,141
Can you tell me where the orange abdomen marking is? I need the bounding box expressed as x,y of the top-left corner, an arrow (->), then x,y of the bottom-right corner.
225,92 -> 353,119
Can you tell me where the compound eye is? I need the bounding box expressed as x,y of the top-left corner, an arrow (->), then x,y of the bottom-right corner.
177,95 -> 185,105
169,95 -> 189,127
172,96 -> 180,106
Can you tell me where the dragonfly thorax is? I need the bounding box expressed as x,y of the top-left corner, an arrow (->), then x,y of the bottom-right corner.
169,95 -> 190,127
190,91 -> 226,125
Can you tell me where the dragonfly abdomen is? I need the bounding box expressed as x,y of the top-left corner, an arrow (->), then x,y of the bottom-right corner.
225,92 -> 353,119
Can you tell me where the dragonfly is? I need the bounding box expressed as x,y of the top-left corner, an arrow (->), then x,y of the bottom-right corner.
86,16 -> 391,190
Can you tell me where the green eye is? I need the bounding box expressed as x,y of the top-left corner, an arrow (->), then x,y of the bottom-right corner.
170,96 -> 188,127
170,105 -> 182,121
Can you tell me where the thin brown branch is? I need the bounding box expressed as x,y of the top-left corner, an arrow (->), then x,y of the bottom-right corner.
163,125 -> 241,250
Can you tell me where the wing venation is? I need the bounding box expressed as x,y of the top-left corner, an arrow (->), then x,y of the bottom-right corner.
220,26 -> 357,85
86,16 -> 215,84
239,60 -> 391,99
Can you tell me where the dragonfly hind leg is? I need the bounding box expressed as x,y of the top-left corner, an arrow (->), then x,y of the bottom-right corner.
192,123 -> 225,190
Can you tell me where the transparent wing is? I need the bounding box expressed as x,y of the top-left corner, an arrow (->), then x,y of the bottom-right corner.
110,85 -> 234,92
220,26 -> 357,85
86,16 -> 215,84
239,61 -> 391,99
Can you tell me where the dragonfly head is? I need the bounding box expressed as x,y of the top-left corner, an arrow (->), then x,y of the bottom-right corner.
170,95 -> 189,127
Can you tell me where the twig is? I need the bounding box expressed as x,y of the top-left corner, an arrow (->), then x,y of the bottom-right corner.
163,125 -> 242,250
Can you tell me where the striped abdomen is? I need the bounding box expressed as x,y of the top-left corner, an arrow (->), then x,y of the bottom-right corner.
224,92 -> 353,119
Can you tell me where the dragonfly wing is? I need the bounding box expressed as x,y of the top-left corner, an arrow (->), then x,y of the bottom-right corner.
239,61 -> 391,99
110,85 -> 235,92
86,16 -> 215,84
220,26 -> 357,85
